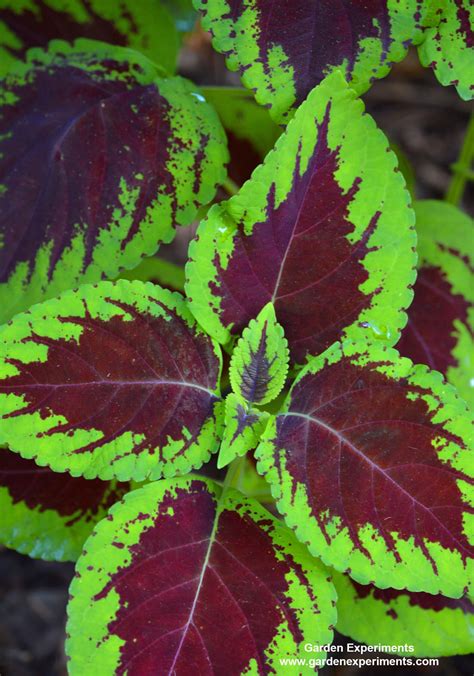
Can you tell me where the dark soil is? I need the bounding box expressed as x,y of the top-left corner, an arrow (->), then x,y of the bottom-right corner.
0,27 -> 472,676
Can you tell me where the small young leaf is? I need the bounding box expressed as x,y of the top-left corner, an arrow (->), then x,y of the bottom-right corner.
118,256 -> 185,293
398,200 -> 474,408
0,447 -> 132,562
255,341 -> 474,597
187,72 -> 416,364
419,0 -> 474,101
332,571 -> 474,657
217,393 -> 269,469
66,477 -> 337,674
230,303 -> 289,406
0,280 -> 224,482
0,39 -> 227,323
195,0 -> 441,122
0,0 -> 180,75
202,87 -> 281,185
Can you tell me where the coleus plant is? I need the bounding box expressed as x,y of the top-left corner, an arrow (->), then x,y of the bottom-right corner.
0,0 -> 473,674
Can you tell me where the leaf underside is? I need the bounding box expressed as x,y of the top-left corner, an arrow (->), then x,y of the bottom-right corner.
0,447 -> 131,561
333,571 -> 474,657
418,0 -> 474,101
186,72 -> 416,365
0,0 -> 179,76
397,200 -> 474,408
256,341 -> 474,597
0,39 -> 227,322
67,477 -> 337,675
0,280 -> 224,482
195,0 -> 441,122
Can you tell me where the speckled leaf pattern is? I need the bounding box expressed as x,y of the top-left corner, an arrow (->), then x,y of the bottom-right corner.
255,341 -> 474,597
66,477 -> 336,675
202,87 -> 281,185
0,40 -> 227,323
333,571 -> 474,657
229,303 -> 289,406
0,0 -> 179,76
0,447 -> 133,561
0,280 -> 224,482
217,393 -> 269,469
397,201 -> 473,408
419,0 -> 474,100
186,72 -> 416,365
195,0 -> 442,122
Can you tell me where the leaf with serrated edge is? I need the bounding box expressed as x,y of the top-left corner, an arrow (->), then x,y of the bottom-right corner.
397,200 -> 474,408
186,72 -> 416,365
0,39 -> 227,323
218,393 -> 269,469
255,341 -> 474,597
333,570 -> 474,657
0,447 -> 134,561
0,280 -> 224,482
230,303 -> 289,406
195,0 -> 442,122
66,477 -> 337,674
0,0 -> 180,76
419,0 -> 474,101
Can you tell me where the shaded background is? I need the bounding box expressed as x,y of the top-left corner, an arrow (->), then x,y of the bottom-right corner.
0,24 -> 473,676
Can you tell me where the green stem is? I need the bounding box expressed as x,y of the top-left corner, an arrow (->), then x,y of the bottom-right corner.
446,112 -> 474,206
222,176 -> 240,197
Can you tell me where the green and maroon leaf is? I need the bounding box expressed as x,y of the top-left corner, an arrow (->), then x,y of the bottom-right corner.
186,72 -> 416,365
195,0 -> 442,122
66,477 -> 337,674
419,0 -> 474,101
0,280 -> 224,482
217,393 -> 269,469
0,447 -> 133,561
397,201 -> 473,408
0,39 -> 227,323
229,303 -> 289,406
0,0 -> 179,76
255,341 -> 474,597
333,570 -> 474,657
202,87 -> 281,185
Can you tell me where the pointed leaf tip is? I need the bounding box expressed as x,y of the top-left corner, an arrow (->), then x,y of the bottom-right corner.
419,0 -> 474,101
67,477 -> 337,674
186,72 -> 416,364
195,0 -> 441,121
229,302 -> 289,406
